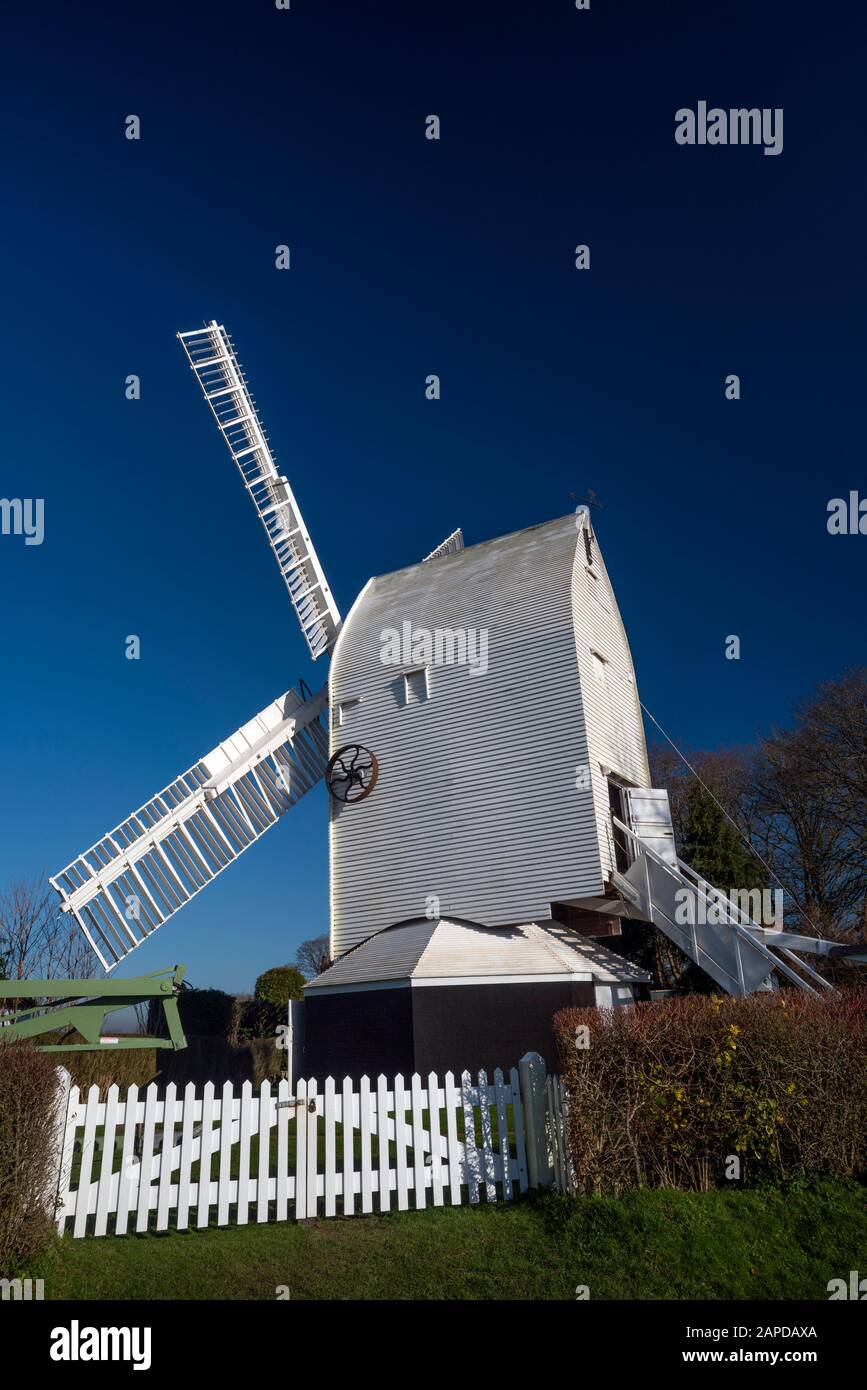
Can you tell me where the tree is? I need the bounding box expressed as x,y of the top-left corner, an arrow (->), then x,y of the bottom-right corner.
294,934 -> 331,979
254,965 -> 305,1008
748,669 -> 867,944
680,785 -> 766,897
649,668 -> 867,989
649,744 -> 755,846
0,874 -> 95,996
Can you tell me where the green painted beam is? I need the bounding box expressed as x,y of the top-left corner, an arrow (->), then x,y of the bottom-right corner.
0,965 -> 188,1053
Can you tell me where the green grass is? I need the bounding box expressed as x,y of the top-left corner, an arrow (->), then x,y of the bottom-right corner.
29,1180 -> 866,1301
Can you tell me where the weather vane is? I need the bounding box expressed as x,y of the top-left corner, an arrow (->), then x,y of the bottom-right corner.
570,488 -> 603,510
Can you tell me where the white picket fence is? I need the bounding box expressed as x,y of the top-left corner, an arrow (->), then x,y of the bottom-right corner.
57,1066 -> 536,1238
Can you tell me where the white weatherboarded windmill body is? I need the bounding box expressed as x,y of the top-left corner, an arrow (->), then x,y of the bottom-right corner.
49,323 -> 858,1077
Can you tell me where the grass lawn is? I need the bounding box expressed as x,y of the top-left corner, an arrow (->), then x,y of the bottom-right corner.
30,1179 -> 866,1301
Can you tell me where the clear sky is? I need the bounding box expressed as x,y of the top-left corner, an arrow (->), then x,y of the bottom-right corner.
1,0 -> 864,993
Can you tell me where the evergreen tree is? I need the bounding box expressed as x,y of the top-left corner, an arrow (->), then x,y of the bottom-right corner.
680,785 -> 765,894
674,785 -> 766,993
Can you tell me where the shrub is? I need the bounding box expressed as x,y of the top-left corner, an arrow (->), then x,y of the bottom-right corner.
154,1035 -> 282,1089
234,998 -> 282,1042
554,989 -> 867,1195
254,966 -> 304,1009
0,1043 -> 64,1270
177,988 -> 236,1038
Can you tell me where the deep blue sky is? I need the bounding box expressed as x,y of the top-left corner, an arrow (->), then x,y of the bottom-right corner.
1,0 -> 864,992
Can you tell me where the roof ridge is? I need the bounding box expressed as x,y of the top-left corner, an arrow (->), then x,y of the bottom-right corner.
372,513 -> 577,583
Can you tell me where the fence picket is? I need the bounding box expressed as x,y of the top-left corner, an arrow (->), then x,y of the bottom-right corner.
477,1071 -> 497,1201
197,1081 -> 215,1228
461,1071 -> 481,1204
493,1069 -> 512,1201
306,1079 -> 319,1218
256,1080 -> 272,1222
72,1086 -> 100,1237
324,1077 -> 336,1217
510,1067 -> 528,1193
135,1085 -> 159,1232
281,1077 -> 294,1222
443,1071 -> 461,1206
376,1075 -> 390,1213
410,1074 -> 426,1210
94,1085 -> 119,1237
342,1075 -> 354,1215
359,1075 -> 373,1213
176,1082 -> 197,1230
57,1084 -> 81,1236
114,1084 -> 139,1236
428,1072 -> 444,1207
217,1081 -> 234,1225
393,1073 -> 409,1210
156,1083 -> 177,1231
237,1080 -> 253,1225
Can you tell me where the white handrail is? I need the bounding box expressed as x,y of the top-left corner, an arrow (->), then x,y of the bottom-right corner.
610,815 -> 824,995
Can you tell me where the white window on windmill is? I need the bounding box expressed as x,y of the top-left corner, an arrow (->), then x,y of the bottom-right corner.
403,666 -> 430,706
591,649 -> 608,685
338,696 -> 362,727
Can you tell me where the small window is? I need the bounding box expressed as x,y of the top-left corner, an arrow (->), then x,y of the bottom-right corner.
583,528 -> 594,566
338,697 -> 361,726
591,650 -> 607,685
403,668 -> 429,705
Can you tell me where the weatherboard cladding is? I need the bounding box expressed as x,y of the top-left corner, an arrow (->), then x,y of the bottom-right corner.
327,514 -> 648,957
572,519 -> 650,878
305,917 -> 650,991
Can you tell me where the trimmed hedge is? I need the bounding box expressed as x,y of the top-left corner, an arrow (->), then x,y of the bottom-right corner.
0,1043 -> 63,1270
554,989 -> 867,1194
254,966 -> 304,1008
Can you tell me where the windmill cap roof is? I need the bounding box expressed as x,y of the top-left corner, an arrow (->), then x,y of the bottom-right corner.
371,512 -> 584,585
304,916 -> 651,992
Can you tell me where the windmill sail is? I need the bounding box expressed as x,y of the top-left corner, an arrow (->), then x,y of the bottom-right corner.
50,686 -> 329,972
178,321 -> 341,660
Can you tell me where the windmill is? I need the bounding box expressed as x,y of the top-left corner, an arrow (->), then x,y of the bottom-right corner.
33,322 -> 862,1074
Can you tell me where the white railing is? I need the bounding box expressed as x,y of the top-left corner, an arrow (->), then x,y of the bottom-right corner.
609,815 -> 833,996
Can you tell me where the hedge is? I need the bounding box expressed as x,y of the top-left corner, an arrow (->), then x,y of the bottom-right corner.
0,1043 -> 63,1270
176,989 -> 283,1045
554,989 -> 867,1194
